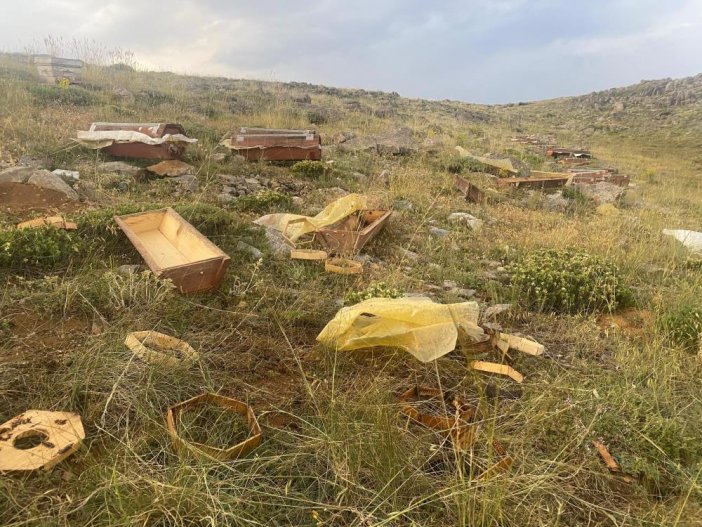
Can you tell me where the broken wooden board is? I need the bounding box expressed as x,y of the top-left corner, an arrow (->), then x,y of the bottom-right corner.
290,249 -> 328,261
470,360 -> 524,383
114,207 -> 230,294
0,410 -> 84,471
593,440 -> 636,483
325,257 -> 363,275
317,209 -> 392,255
496,174 -> 569,189
454,175 -> 486,204
16,215 -> 77,231
494,333 -> 545,356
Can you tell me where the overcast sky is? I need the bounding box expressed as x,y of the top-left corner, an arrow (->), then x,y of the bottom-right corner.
1,0 -> 701,103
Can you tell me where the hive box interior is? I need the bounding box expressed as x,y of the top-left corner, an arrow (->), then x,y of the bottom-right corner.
114,208 -> 230,293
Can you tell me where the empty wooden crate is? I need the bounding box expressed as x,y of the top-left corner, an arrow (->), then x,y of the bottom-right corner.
317,209 -> 392,254
114,208 -> 230,293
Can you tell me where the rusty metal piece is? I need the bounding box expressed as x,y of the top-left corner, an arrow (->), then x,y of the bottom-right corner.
0,410 -> 84,471
317,210 -> 392,255
114,208 -> 230,294
454,175 -> 486,204
399,386 -> 477,450
222,128 -> 321,161
166,393 -> 262,461
87,123 -> 191,160
325,257 -> 363,275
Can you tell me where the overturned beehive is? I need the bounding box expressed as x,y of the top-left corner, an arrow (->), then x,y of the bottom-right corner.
221,127 -> 321,161
77,123 -> 196,160
114,208 -> 230,294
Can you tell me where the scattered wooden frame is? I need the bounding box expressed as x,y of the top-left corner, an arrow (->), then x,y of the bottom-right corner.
16,216 -> 77,231
470,360 -> 524,383
124,331 -> 198,367
454,175 -> 485,204
0,410 -> 84,471
317,209 -> 392,255
166,393 -> 262,461
290,249 -> 328,261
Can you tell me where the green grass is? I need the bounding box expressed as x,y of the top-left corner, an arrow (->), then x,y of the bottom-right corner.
1,51 -> 702,526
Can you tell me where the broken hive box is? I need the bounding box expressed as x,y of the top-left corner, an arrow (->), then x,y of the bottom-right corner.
221,127 -> 321,161
454,175 -> 485,204
0,410 -> 84,471
77,122 -> 196,160
32,54 -> 83,84
496,173 -> 569,189
114,208 -> 230,294
166,393 -> 262,461
317,209 -> 392,254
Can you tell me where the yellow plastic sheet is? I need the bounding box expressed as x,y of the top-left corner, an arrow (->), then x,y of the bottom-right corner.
455,146 -> 517,174
254,193 -> 368,243
317,297 -> 485,362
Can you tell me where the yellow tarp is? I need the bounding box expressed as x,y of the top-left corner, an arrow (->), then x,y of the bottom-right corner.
254,193 -> 368,243
455,146 -> 518,175
316,297 -> 485,362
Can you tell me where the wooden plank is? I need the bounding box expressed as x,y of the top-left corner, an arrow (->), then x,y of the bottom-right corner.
495,333 -> 545,356
470,361 -> 524,383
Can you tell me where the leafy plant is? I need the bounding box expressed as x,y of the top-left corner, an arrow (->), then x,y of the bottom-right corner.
234,190 -> 292,213
657,305 -> 702,352
509,249 -> 628,313
0,228 -> 82,270
291,160 -> 326,179
344,282 -> 403,305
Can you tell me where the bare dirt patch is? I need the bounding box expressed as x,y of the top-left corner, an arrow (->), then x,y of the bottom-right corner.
0,182 -> 81,214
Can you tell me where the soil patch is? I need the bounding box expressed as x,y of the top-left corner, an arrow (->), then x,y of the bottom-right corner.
0,182 -> 81,214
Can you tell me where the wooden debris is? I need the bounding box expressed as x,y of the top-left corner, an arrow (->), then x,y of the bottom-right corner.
454,175 -> 485,204
16,216 -> 77,231
0,410 -> 84,471
494,333 -> 545,356
317,209 -> 392,255
290,249 -> 328,261
124,331 -> 198,367
325,257 -> 363,275
470,360 -> 524,383
166,393 -> 262,461
593,440 -> 636,483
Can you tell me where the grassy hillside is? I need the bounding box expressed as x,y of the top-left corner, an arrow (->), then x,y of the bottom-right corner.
1,54 -> 701,526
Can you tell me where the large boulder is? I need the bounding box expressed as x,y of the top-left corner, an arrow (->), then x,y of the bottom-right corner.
0,166 -> 36,184
27,170 -> 79,201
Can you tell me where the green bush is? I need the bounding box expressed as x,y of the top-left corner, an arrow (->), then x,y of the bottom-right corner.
657,305 -> 702,352
345,282 -> 403,305
291,160 -> 326,179
234,190 -> 292,214
29,85 -> 96,107
0,228 -> 82,270
509,249 -> 628,314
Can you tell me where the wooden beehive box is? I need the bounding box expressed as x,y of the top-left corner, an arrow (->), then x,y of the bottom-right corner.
223,127 -> 321,161
114,208 -> 230,293
88,122 -> 190,159
317,209 -> 392,255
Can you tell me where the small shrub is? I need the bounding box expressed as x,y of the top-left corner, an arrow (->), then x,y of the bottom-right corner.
29,85 -> 96,107
0,228 -> 82,270
234,190 -> 292,214
509,249 -> 628,314
291,160 -> 326,179
345,282 -> 403,305
657,305 -> 702,352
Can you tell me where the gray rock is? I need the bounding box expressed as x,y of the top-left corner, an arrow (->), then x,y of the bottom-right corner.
218,192 -> 235,204
455,288 -> 476,299
52,169 -> 80,184
75,180 -> 97,201
262,227 -> 291,257
116,264 -> 145,276
394,199 -> 414,211
18,155 -> 49,168
396,247 -> 420,261
429,226 -> 450,238
575,182 -> 625,205
338,127 -> 417,156
0,166 -> 35,184
172,174 -> 199,194
447,212 -> 483,230
27,171 -> 79,201
99,161 -> 141,177
292,196 -> 304,206
542,191 -> 570,212
237,241 -> 263,260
